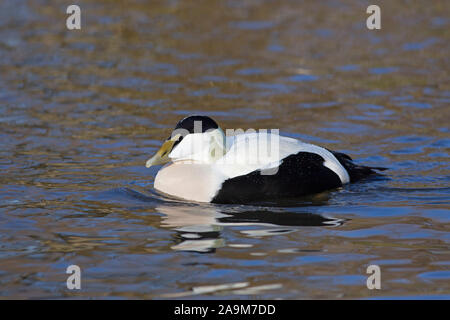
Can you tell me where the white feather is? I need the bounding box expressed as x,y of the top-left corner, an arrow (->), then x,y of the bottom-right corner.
216,133 -> 350,184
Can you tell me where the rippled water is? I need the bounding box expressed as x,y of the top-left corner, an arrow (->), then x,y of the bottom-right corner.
0,0 -> 449,299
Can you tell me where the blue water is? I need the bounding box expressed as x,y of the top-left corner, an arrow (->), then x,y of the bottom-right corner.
0,0 -> 448,299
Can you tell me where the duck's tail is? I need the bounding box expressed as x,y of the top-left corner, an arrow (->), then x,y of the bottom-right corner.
330,150 -> 388,183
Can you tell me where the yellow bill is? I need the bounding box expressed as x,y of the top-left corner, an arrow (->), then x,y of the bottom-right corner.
145,134 -> 180,168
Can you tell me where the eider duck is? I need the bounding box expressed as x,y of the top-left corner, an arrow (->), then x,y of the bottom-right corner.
146,115 -> 386,204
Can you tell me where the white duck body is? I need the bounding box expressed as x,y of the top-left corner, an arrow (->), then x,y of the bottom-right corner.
146,115 -> 385,204
154,131 -> 350,203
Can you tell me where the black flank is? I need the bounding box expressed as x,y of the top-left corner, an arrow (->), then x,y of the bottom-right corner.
212,152 -> 342,204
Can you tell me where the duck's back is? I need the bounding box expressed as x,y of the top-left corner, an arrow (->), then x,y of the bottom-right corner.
217,132 -> 349,184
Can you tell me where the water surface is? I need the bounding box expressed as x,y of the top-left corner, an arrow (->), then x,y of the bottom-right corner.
0,0 -> 449,299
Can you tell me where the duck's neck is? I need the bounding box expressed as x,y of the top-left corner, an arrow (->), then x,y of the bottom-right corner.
169,128 -> 226,164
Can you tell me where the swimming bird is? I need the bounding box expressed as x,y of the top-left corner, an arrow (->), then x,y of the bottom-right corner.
145,115 -> 386,204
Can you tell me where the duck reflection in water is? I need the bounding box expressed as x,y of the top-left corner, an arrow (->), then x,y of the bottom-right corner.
156,199 -> 346,253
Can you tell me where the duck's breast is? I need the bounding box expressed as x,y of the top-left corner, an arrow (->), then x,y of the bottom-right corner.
154,162 -> 226,203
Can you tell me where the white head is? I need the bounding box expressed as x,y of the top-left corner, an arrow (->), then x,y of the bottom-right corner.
145,115 -> 226,167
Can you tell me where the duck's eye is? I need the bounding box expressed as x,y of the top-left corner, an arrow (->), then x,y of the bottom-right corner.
172,135 -> 183,148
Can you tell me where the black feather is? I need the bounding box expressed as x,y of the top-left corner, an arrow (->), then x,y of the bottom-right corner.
328,149 -> 388,182
212,152 -> 342,204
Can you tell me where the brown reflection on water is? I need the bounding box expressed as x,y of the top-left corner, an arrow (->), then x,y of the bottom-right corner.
0,0 -> 449,299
